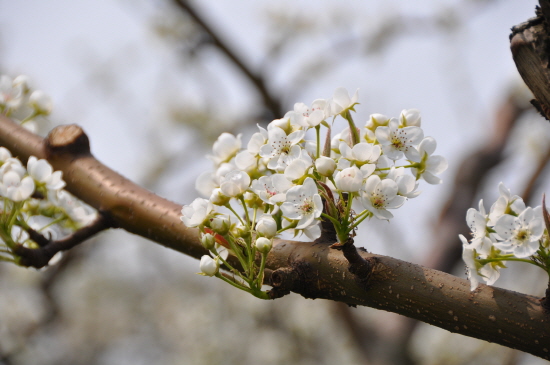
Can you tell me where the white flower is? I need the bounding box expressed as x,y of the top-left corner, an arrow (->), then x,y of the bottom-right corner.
465,200 -> 493,255
328,87 -> 359,117
460,235 -> 483,291
488,183 -> 525,225
0,75 -> 24,111
0,147 -> 12,162
53,190 -> 97,226
302,221 -> 321,240
201,233 -> 216,250
251,174 -> 293,205
199,255 -> 220,276
0,170 -> 34,201
284,149 -> 312,181
29,90 -> 53,115
281,177 -> 323,229
339,141 -> 380,177
210,216 -> 231,235
315,156 -> 337,177
255,237 -> 273,253
385,167 -> 420,198
334,166 -> 363,192
181,198 -> 214,227
291,99 -> 327,128
209,188 -> 230,206
494,207 -> 543,258
208,133 -> 242,167
399,109 -> 421,127
375,119 -> 424,161
259,127 -> 305,171
256,214 -> 278,238
27,156 -> 65,191
411,137 -> 447,184
220,170 -> 250,197
360,175 -> 405,220
366,114 -> 390,129
0,157 -> 26,178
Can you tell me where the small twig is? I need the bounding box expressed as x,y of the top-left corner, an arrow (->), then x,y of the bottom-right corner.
171,0 -> 283,120
14,214 -> 113,268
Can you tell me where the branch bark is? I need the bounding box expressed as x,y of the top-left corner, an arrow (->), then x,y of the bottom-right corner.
0,116 -> 549,360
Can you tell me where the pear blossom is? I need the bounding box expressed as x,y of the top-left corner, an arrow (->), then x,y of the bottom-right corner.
386,167 -> 420,198
27,156 -> 65,191
199,255 -> 220,276
375,119 -> 424,161
399,109 -> 421,127
29,90 -> 53,115
494,207 -> 543,258
256,215 -> 278,238
334,166 -> 363,192
291,99 -> 327,128
315,156 -> 336,177
255,237 -> 273,253
284,149 -> 313,181
0,171 -> 35,201
460,235 -> 502,291
181,198 -> 214,227
251,174 -> 293,205
0,75 -> 23,111
208,133 -> 242,167
465,201 -> 493,255
488,183 -> 525,225
328,87 -> 359,117
210,216 -> 231,235
209,187 -> 230,206
53,190 -> 97,226
220,170 -> 250,197
260,127 -> 305,171
281,177 -> 323,229
339,141 -> 380,176
0,147 -> 12,162
411,137 -> 447,184
360,175 -> 405,220
201,233 -> 216,250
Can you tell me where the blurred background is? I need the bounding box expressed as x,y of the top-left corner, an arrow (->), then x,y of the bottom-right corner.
1,0 -> 549,364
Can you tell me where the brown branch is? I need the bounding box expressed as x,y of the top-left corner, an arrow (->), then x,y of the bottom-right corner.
171,0 -> 283,120
1,116 -> 549,360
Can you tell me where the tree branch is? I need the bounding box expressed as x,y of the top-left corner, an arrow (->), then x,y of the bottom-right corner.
0,116 -> 549,359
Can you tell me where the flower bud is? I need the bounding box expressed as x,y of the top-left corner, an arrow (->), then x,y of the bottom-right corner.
255,237 -> 272,254
210,216 -> 230,235
199,255 -> 220,276
210,188 -> 230,206
29,90 -> 53,115
220,170 -> 251,197
201,233 -> 216,250
315,156 -> 336,177
256,215 -> 277,238
334,166 -> 363,192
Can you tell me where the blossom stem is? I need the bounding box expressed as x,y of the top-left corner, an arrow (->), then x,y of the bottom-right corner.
239,196 -> 252,228
226,203 -> 245,227
216,272 -> 252,292
349,210 -> 372,230
255,252 -> 267,287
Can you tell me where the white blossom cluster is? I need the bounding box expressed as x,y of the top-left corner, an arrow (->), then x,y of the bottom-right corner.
460,183 -> 550,291
181,87 -> 447,297
0,75 -> 97,265
0,74 -> 53,133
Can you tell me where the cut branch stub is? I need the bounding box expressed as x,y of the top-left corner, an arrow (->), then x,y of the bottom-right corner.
46,124 -> 91,157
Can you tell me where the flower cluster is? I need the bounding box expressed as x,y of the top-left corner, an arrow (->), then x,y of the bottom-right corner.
0,75 -> 97,266
0,74 -> 53,133
460,183 -> 550,291
181,87 -> 447,298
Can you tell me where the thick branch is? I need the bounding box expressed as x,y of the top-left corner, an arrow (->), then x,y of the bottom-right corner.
0,116 -> 549,359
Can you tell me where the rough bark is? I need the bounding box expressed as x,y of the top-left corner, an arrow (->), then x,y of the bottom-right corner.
0,116 -> 549,360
